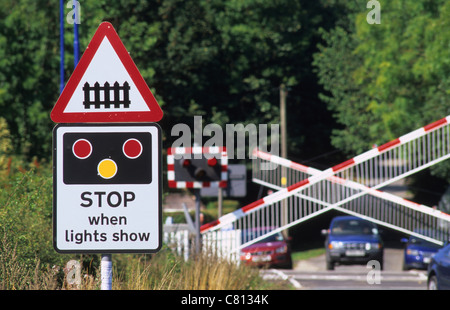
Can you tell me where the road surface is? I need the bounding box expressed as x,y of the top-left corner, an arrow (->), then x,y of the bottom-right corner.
261,248 -> 428,290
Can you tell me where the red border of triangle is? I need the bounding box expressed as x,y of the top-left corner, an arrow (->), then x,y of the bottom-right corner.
51,22 -> 163,123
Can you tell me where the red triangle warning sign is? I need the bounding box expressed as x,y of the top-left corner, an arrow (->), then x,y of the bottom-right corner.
51,22 -> 163,123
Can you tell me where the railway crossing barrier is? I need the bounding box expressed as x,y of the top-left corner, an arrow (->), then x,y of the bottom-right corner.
201,116 -> 450,255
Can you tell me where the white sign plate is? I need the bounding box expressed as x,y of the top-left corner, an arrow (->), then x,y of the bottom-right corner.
53,123 -> 161,253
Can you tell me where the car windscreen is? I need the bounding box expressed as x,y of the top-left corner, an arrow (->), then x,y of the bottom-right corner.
409,236 -> 441,248
241,231 -> 283,244
331,219 -> 378,236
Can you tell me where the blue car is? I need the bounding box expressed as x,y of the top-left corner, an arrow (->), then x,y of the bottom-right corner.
427,243 -> 450,290
401,234 -> 441,270
322,216 -> 384,270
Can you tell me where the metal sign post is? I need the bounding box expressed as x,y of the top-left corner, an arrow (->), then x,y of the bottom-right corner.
101,254 -> 112,290
194,189 -> 202,255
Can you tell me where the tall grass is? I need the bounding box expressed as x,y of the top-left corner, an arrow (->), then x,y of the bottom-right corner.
1,221 -> 286,290
112,248 -> 286,290
0,246 -> 288,290
0,231 -> 60,290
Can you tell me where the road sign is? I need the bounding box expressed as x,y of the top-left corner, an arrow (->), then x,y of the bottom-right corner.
53,123 -> 161,253
51,22 -> 163,123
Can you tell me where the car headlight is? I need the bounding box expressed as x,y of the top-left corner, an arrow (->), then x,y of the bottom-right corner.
329,241 -> 343,249
406,249 -> 419,256
275,245 -> 288,254
365,243 -> 381,250
240,251 -> 252,260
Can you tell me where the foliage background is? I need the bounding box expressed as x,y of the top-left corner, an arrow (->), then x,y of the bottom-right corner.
1,0 -> 448,170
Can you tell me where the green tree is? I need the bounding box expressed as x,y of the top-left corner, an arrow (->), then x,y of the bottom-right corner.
0,1 -> 60,158
314,0 -> 450,180
315,0 -> 450,152
120,0 -> 341,162
0,0 -> 342,167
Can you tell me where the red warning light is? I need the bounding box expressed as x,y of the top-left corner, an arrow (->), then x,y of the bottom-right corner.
72,139 -> 92,159
181,159 -> 191,167
207,157 -> 218,166
123,138 -> 143,159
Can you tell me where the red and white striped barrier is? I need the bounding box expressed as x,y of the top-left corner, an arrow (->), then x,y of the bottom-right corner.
167,146 -> 228,188
201,115 -> 450,233
253,149 -> 450,223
